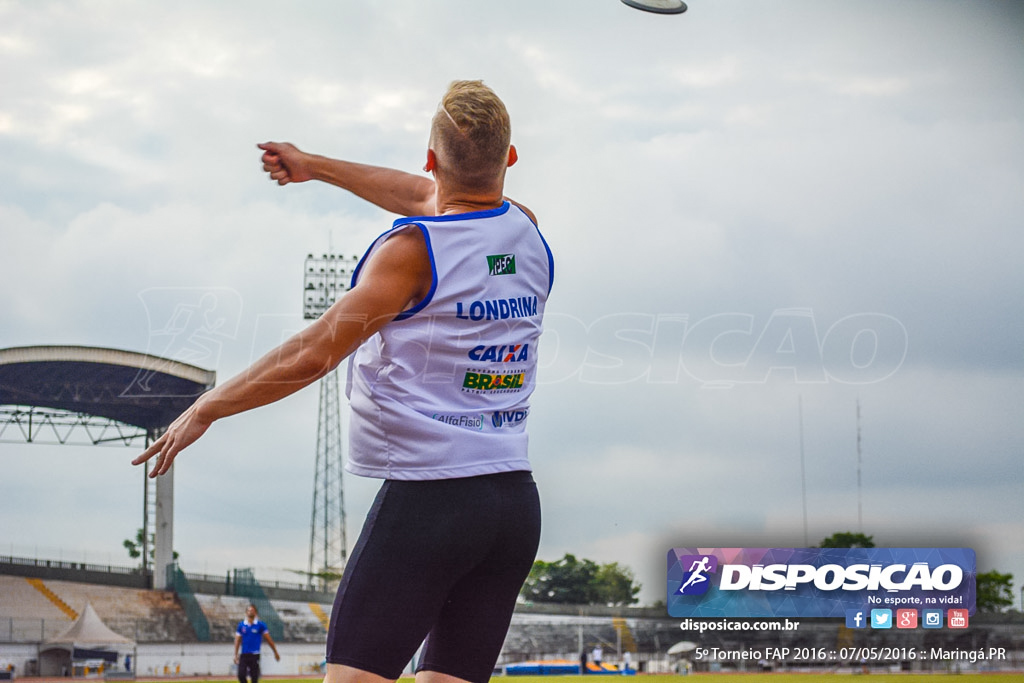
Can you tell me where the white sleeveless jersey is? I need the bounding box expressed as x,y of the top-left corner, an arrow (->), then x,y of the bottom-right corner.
346,201 -> 554,480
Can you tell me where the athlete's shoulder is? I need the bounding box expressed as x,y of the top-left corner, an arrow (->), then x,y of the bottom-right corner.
506,198 -> 537,226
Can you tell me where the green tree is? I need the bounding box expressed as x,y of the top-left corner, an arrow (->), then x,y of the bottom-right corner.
976,570 -> 1014,613
520,554 -> 641,606
594,561 -> 641,606
521,554 -> 599,604
819,531 -> 875,548
123,528 -> 178,565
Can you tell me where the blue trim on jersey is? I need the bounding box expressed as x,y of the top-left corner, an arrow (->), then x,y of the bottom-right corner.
393,223 -> 436,321
533,223 -> 555,295
349,224 -> 438,322
498,203 -> 554,295
349,201 -> 548,318
399,201 -> 511,224
349,246 -> 370,290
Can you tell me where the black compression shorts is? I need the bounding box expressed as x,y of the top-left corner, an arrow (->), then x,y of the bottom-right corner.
325,470 -> 541,683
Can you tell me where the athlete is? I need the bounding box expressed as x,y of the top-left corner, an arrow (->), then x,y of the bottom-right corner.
234,604 -> 280,683
133,80 -> 553,683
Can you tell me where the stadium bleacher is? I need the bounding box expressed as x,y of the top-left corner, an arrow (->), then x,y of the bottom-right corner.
2,561 -> 1023,676
0,576 -> 71,624
0,575 -> 333,646
0,576 -> 196,643
191,594 -> 330,644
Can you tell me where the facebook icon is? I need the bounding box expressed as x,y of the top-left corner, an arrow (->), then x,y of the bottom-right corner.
845,609 -> 867,629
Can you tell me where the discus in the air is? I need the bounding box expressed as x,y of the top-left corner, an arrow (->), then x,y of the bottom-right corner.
621,0 -> 687,14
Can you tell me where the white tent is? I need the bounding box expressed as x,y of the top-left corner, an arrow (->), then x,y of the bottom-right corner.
39,603 -> 135,677
667,640 -> 697,655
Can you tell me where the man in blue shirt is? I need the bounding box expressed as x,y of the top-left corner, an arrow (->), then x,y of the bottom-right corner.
234,605 -> 280,683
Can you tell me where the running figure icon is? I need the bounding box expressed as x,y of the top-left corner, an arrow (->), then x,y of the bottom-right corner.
678,556 -> 712,593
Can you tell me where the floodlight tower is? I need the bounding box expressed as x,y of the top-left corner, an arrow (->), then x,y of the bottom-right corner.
303,252 -> 358,591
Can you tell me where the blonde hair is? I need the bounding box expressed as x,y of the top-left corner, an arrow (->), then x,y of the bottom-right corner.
430,80 -> 511,188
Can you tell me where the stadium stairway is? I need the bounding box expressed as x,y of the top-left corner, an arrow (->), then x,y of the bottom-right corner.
308,602 -> 331,631
193,594 -> 332,643
166,564 -> 211,641
230,569 -> 284,641
0,575 -> 76,639
836,623 -> 855,649
273,601 -> 331,642
612,617 -> 637,652
0,576 -> 73,620
25,578 -> 78,620
193,594 -> 251,643
0,576 -> 198,642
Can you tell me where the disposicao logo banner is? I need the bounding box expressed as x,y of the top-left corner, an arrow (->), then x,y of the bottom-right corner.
667,548 -> 976,618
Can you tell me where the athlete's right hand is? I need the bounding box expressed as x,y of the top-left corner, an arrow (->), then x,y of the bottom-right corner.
258,141 -> 314,185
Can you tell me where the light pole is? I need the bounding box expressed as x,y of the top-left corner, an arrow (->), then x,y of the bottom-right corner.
303,252 -> 358,591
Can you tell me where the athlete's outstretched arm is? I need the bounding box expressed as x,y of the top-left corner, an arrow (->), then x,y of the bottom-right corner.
132,229 -> 431,478
258,142 -> 436,217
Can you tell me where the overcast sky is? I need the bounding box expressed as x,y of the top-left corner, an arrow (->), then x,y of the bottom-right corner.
1,0 -> 1022,607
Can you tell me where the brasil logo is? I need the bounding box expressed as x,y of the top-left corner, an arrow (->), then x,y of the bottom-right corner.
462,371 -> 525,392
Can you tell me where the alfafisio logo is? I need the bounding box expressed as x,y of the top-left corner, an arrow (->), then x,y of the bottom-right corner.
432,413 -> 484,430
676,555 -> 718,596
487,254 -> 516,276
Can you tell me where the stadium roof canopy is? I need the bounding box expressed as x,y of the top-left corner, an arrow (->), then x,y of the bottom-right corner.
0,345 -> 216,433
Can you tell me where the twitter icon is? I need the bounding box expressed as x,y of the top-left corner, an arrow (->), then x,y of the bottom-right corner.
870,609 -> 892,629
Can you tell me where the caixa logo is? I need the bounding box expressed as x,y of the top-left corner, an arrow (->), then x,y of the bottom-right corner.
676,555 -> 718,596
469,344 -> 529,363
491,409 -> 529,428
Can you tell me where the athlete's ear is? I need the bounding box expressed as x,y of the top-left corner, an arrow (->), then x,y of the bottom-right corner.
507,145 -> 518,168
424,149 -> 437,173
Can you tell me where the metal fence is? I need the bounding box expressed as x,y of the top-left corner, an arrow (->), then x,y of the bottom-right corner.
0,616 -> 148,644
0,554 -> 329,601
0,554 -> 142,577
0,617 -> 64,643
